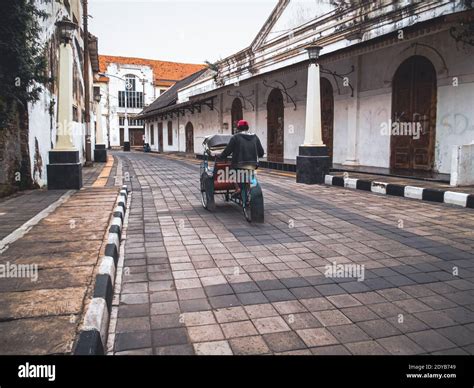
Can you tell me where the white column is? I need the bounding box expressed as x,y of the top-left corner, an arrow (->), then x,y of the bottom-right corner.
55,43 -> 75,150
95,100 -> 104,144
343,56 -> 360,166
303,62 -> 325,147
124,87 -> 129,144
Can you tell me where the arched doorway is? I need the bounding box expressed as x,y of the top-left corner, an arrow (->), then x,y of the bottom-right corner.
231,98 -> 243,134
391,55 -> 437,171
321,78 -> 334,160
267,88 -> 284,162
185,122 -> 194,153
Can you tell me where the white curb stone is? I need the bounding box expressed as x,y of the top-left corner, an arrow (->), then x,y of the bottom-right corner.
344,178 -> 358,189
444,191 -> 469,207
99,256 -> 116,286
371,181 -> 388,195
324,175 -> 334,185
82,298 -> 109,347
404,186 -> 424,200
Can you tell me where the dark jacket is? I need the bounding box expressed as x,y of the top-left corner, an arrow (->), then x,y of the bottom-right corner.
220,132 -> 265,168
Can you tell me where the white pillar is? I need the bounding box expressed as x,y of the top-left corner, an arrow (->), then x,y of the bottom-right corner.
343,56 -> 360,166
95,100 -> 104,144
55,43 -> 75,150
124,115 -> 129,142
124,89 -> 129,143
303,62 -> 325,147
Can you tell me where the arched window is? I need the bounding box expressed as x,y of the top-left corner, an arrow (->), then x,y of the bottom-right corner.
266,88 -> 284,162
167,121 -> 173,146
124,74 -> 136,91
185,122 -> 194,153
119,74 -> 143,108
320,78 -> 334,160
231,98 -> 243,134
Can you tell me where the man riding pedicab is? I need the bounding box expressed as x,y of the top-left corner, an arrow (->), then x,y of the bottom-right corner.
218,120 -> 265,194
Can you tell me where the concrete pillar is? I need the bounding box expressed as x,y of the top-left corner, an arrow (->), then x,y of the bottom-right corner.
94,99 -> 107,162
303,63 -> 325,147
343,55 -> 361,166
296,61 -> 330,184
451,143 -> 474,186
47,42 -> 82,189
96,101 -> 104,144
55,43 -> 75,150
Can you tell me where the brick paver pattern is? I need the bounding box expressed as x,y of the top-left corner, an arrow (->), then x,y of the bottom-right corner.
112,152 -> 474,355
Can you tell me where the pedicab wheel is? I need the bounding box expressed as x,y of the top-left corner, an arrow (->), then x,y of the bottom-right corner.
243,204 -> 252,222
247,183 -> 264,223
242,185 -> 252,222
200,173 -> 215,211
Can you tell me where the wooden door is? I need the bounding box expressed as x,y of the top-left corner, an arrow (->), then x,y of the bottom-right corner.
231,98 -> 243,134
391,56 -> 437,171
158,122 -> 164,152
321,78 -> 334,159
130,129 -> 144,147
267,88 -> 284,162
185,122 -> 194,153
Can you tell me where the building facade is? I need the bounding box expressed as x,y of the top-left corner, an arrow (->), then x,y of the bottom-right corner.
96,56 -> 204,149
0,0 -> 102,194
139,0 -> 474,183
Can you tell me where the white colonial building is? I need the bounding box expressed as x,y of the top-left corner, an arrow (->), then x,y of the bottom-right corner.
139,0 -> 474,184
96,56 -> 204,149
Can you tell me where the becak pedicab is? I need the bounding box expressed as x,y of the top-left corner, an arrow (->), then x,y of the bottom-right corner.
199,132 -> 264,223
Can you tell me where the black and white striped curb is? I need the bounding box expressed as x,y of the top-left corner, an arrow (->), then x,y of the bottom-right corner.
74,185 -> 129,355
324,175 -> 474,209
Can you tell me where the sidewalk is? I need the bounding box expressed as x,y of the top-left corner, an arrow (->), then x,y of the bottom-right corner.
0,157 -> 121,355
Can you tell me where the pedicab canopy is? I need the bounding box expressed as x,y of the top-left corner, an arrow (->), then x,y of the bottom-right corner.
202,134 -> 232,154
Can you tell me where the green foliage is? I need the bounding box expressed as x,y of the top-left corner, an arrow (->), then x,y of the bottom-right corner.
204,60 -> 219,73
0,0 -> 52,128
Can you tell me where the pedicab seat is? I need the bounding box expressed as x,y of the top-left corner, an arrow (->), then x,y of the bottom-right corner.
202,134 -> 234,191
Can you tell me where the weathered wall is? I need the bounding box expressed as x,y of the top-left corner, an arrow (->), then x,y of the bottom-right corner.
146,26 -> 474,176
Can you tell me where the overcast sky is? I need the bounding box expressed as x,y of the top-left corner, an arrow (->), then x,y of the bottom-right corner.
89,0 -> 278,64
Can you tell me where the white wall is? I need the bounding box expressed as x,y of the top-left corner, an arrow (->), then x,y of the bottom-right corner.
27,0 -> 90,187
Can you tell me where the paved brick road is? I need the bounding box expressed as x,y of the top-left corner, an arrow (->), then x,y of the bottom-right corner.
111,151 -> 474,355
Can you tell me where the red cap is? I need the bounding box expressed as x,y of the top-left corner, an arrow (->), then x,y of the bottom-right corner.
237,120 -> 249,128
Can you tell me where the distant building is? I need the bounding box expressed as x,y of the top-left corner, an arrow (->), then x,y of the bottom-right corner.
96,56 -> 204,149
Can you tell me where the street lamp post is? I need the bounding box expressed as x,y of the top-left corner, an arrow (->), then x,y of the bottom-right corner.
47,17 -> 83,190
296,44 -> 331,184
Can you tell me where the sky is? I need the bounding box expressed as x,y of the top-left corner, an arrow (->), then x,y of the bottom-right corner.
89,0 -> 279,64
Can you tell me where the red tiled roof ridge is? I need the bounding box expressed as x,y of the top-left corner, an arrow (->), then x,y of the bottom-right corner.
99,54 -> 206,85
99,54 -> 204,67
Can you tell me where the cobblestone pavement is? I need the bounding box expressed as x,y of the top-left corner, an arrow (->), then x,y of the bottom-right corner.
0,160 -> 120,354
0,190 -> 66,240
111,151 -> 474,355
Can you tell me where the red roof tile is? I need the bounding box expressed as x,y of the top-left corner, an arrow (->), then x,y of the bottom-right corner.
98,55 -> 205,86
